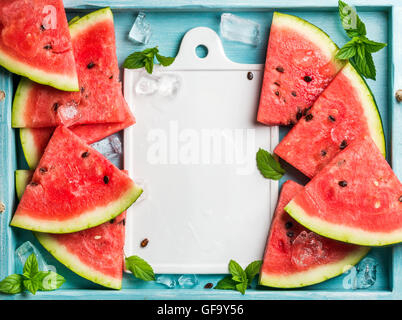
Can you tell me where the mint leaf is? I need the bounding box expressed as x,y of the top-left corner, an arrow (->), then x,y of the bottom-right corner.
124,47 -> 175,74
244,260 -> 262,286
235,281 -> 247,295
214,276 -> 237,290
338,0 -> 366,37
354,47 -> 376,80
34,271 -> 65,291
228,260 -> 247,284
256,148 -> 285,180
23,253 -> 39,279
125,256 -> 155,281
361,38 -> 387,53
123,52 -> 147,69
335,39 -> 357,60
0,274 -> 23,294
156,53 -> 175,67
23,279 -> 39,295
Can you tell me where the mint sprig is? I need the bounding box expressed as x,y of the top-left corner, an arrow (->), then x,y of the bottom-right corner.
0,253 -> 65,295
337,1 -> 386,80
256,148 -> 285,180
214,260 -> 262,295
125,255 -> 155,281
123,47 -> 175,74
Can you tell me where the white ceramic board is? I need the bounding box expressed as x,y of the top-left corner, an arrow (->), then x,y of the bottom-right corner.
124,27 -> 279,273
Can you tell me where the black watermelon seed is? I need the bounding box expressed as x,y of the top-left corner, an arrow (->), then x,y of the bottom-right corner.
40,25 -> 46,31
303,75 -> 312,82
53,102 -> 59,112
80,87 -> 85,93
291,91 -> 297,97
296,108 -> 303,120
286,231 -> 294,238
39,167 -> 47,174
103,176 -> 109,184
81,151 -> 90,158
122,219 -> 126,226
276,66 -> 284,73
274,81 -> 280,86
305,114 -> 313,122
109,75 -> 113,79
399,196 -> 402,202
29,182 -> 38,186
110,218 -> 115,224
285,221 -> 293,229
340,140 -> 348,150
43,44 -> 52,50
87,62 -> 95,69
204,283 -> 213,289
329,115 -> 336,122
275,91 -> 280,96
303,106 -> 312,116
339,180 -> 348,187
247,72 -> 253,80
321,150 -> 327,157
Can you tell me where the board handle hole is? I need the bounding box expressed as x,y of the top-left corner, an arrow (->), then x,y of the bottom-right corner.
195,45 -> 208,59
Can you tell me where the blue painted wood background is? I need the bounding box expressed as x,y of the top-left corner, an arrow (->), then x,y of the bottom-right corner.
0,0 -> 401,299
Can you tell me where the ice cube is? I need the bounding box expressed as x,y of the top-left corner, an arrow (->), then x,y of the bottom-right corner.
220,13 -> 260,46
91,134 -> 123,167
155,275 -> 177,288
129,12 -> 152,45
177,274 -> 198,289
135,74 -> 159,96
290,231 -> 327,268
108,135 -> 122,154
157,74 -> 181,98
356,257 -> 378,289
56,101 -> 81,126
15,241 -> 50,273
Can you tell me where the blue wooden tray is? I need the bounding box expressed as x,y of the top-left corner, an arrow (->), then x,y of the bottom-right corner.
1,0 -> 401,300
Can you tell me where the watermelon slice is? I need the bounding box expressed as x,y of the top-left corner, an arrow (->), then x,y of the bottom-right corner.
0,0 -> 78,91
11,7 -> 133,128
15,169 -> 128,289
274,63 -> 386,178
285,137 -> 402,246
257,12 -> 345,126
11,126 -> 142,233
260,181 -> 369,288
35,214 -> 126,289
20,118 -> 134,169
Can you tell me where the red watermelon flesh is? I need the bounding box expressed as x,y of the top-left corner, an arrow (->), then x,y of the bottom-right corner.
11,126 -> 143,233
12,7 -> 132,128
257,12 -> 344,126
20,116 -> 135,169
285,136 -> 402,246
260,180 -> 369,288
35,211 -> 127,289
0,0 -> 78,91
274,63 -> 386,178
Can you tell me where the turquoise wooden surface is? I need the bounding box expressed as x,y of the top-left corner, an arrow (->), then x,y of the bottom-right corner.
0,0 -> 401,299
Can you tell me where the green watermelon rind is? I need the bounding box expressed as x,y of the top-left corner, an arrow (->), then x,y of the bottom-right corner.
10,184 -> 143,234
68,7 -> 113,38
19,127 -> 46,169
35,232 -> 122,290
273,12 -> 345,71
259,246 -> 370,288
285,200 -> 402,246
15,170 -> 33,200
341,63 -> 386,157
11,78 -> 34,128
